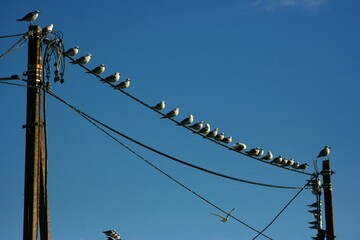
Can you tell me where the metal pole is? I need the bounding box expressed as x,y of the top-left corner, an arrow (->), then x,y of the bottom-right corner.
321,159 -> 336,240
23,25 -> 43,240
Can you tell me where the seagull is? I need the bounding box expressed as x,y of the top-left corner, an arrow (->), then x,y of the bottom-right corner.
261,151 -> 273,161
42,24 -> 53,35
256,148 -> 264,158
115,78 -> 130,89
271,155 -> 283,164
317,146 -> 331,159
177,114 -> 194,126
297,163 -> 309,171
152,100 -> 166,111
286,159 -> 295,167
189,121 -> 204,131
63,46 -> 80,56
70,53 -> 92,65
206,128 -> 219,139
214,132 -> 225,141
232,142 -> 247,151
281,158 -> 289,166
246,147 -> 261,157
199,123 -> 211,134
86,64 -> 105,75
103,230 -> 117,236
102,72 -> 120,83
211,208 -> 235,223
291,161 -> 300,169
17,10 -> 40,25
103,230 -> 121,240
161,108 -> 180,119
221,136 -> 232,144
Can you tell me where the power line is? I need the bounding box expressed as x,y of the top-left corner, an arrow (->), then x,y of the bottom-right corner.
64,54 -> 313,176
0,32 -> 26,38
251,177 -> 314,240
0,34 -> 27,59
46,89 -> 274,240
46,89 -> 304,190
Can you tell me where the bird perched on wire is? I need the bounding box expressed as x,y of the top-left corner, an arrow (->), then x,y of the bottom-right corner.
211,208 -> 235,223
152,100 -> 166,111
87,64 -> 105,75
317,146 -> 331,159
232,142 -> 247,151
161,108 -> 180,119
297,163 -> 309,171
206,127 -> 219,139
261,151 -> 273,161
70,53 -> 92,65
177,114 -> 194,126
17,10 -> 40,25
115,78 -> 130,89
103,229 -> 121,240
246,147 -> 261,157
214,132 -> 225,141
42,23 -> 53,35
102,72 -> 120,83
221,136 -> 232,144
199,123 -> 211,134
63,46 -> 80,57
189,121 -> 204,131
291,161 -> 300,169
271,155 -> 283,164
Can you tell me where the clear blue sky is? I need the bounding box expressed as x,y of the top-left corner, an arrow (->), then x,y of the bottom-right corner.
1,1 -> 359,239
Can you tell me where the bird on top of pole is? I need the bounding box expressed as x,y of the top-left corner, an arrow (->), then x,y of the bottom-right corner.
17,10 -> 40,25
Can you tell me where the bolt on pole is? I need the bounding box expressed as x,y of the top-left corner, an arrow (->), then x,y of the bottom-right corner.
321,159 -> 336,240
23,25 -> 43,240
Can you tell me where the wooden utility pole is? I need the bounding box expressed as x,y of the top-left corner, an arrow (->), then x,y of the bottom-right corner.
23,25 -> 51,240
321,159 -> 336,240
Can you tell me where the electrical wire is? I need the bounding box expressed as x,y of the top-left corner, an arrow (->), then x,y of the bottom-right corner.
46,89 -> 304,190
0,33 -> 26,38
251,176 -> 316,240
64,54 -> 313,176
0,34 -> 28,59
45,89 -> 273,240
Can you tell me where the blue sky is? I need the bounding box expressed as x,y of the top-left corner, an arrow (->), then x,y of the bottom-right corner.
1,0 -> 359,239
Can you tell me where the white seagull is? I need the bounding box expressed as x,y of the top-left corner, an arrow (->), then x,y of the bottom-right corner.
71,53 -> 92,65
177,114 -> 194,126
246,147 -> 261,157
42,24 -> 53,35
102,72 -> 120,83
297,163 -> 309,171
87,64 -> 105,75
211,208 -> 235,223
291,161 -> 300,169
17,10 -> 40,24
221,136 -> 233,144
214,132 -> 225,141
281,158 -> 289,166
232,142 -> 247,151
63,46 -> 80,56
161,108 -> 180,119
271,155 -> 283,164
152,100 -> 166,111
199,123 -> 211,134
189,121 -> 204,131
206,127 -> 219,139
261,151 -> 273,161
317,146 -> 331,159
115,78 -> 130,89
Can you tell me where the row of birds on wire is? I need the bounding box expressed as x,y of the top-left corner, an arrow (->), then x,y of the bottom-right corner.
16,10 -> 332,173
61,44 -> 333,173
